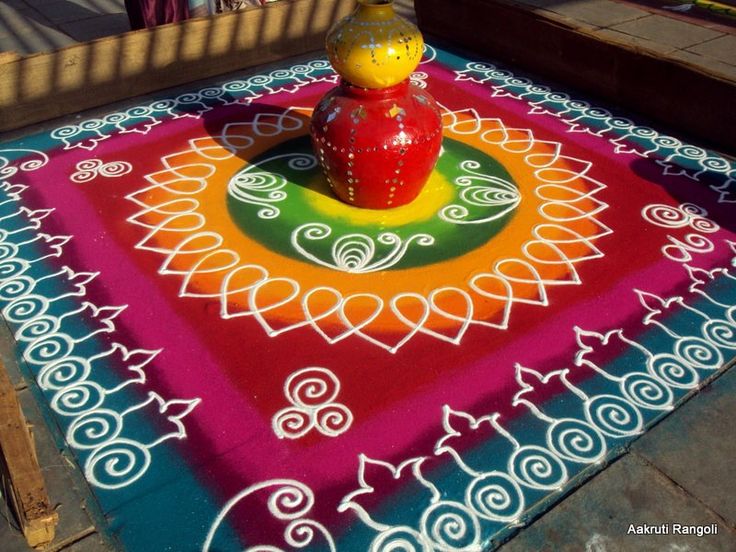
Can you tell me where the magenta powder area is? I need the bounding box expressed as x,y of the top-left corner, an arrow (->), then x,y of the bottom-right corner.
0,44 -> 734,551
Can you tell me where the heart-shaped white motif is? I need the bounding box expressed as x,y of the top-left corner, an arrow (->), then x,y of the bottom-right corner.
469,274 -> 513,329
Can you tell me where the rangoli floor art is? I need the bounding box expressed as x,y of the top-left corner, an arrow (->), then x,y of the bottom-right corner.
1,44 -> 735,551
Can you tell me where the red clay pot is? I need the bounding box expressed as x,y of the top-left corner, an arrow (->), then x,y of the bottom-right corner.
310,79 -> 442,209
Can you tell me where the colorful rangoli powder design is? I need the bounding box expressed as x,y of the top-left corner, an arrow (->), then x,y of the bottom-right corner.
0,44 -> 734,551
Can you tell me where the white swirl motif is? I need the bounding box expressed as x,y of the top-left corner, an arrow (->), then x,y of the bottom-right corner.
647,353 -> 699,389
675,336 -> 723,370
701,319 -> 736,350
546,418 -> 606,464
272,367 -> 352,439
228,153 -> 316,219
291,223 -> 435,273
0,148 -> 49,179
440,160 -> 521,224
84,438 -> 151,490
509,445 -> 568,490
202,479 -> 336,552
71,158 -> 133,183
465,472 -> 524,522
585,395 -> 644,438
620,373 -> 673,411
420,500 -> 481,551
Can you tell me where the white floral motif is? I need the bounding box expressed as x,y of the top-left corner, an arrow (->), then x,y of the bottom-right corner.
291,223 -> 435,273
439,159 -> 521,224
126,104 -> 611,353
272,367 -> 352,439
228,153 -> 317,219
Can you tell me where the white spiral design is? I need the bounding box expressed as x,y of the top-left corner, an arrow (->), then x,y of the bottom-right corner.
284,519 -> 336,550
286,368 -> 340,408
702,319 -> 736,350
371,527 -> 431,552
641,204 -> 689,228
675,336 -> 723,370
547,418 -> 606,464
273,407 -> 313,439
3,294 -> 48,322
15,315 -> 58,342
315,403 -> 353,436
37,356 -> 90,390
0,276 -> 34,300
0,240 -> 18,260
689,216 -> 719,234
585,395 -> 643,438
509,445 -> 568,490
0,259 -> 28,280
23,333 -> 74,364
647,354 -> 699,389
52,382 -> 105,416
85,439 -> 151,489
98,161 -> 133,178
652,135 -> 681,148
621,373 -> 673,410
267,481 -> 314,520
677,145 -> 707,159
421,500 -> 481,551
465,473 -> 524,522
67,409 -> 122,448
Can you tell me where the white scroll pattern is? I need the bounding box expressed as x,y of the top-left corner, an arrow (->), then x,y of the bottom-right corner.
0,151 -> 200,490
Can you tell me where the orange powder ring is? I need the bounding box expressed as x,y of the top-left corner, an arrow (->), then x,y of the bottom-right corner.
134,110 -> 604,333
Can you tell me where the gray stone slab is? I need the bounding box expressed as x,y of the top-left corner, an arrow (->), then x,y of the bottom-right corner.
633,365 -> 736,528
687,34 -> 736,66
0,4 -> 74,54
499,454 -> 735,552
593,27 -> 678,56
611,14 -> 724,49
57,13 -> 130,42
0,505 -> 35,552
669,48 -> 736,85
36,0 -> 126,24
62,532 -> 115,551
545,0 -> 647,28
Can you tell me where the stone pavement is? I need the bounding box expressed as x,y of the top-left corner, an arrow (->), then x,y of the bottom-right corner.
515,0 -> 736,82
0,0 -> 129,55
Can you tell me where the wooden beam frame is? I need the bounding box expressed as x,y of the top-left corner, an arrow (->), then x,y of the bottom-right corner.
0,0 -> 355,133
0,360 -> 58,548
414,0 -> 736,152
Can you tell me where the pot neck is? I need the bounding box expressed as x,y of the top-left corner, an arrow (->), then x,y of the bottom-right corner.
356,0 -> 395,19
340,78 -> 408,98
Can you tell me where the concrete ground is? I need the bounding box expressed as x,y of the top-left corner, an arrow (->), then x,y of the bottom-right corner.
0,1 -> 735,551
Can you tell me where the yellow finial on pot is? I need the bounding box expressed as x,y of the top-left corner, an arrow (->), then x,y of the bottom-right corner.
326,0 -> 424,89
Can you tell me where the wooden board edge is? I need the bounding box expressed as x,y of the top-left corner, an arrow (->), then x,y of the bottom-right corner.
0,0 -> 355,133
414,0 -> 736,152
0,359 -> 58,548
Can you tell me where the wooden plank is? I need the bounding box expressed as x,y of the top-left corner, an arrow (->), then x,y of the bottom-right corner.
0,360 -> 58,548
414,0 -> 736,152
0,0 -> 355,132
